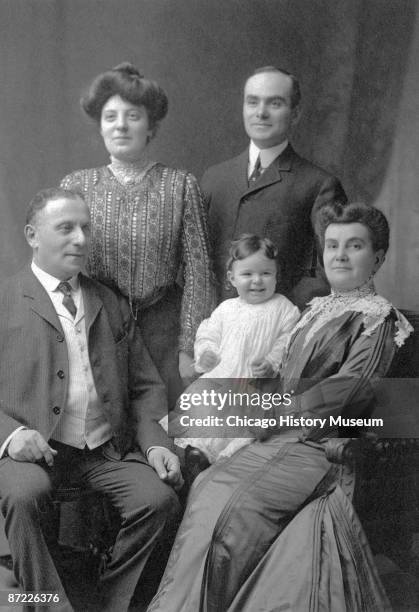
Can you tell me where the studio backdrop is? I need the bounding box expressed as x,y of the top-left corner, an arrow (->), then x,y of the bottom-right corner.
0,0 -> 418,308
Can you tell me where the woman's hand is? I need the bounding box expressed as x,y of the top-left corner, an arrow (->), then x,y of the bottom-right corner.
250,359 -> 276,378
179,350 -> 196,386
197,350 -> 220,373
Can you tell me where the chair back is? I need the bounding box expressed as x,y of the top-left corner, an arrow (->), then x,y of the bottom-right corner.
388,309 -> 419,377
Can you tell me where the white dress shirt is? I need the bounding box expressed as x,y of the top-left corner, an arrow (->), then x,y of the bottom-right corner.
248,139 -> 289,178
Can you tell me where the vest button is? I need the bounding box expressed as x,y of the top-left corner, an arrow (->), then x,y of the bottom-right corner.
57,370 -> 65,379
53,406 -> 61,415
56,334 -> 64,342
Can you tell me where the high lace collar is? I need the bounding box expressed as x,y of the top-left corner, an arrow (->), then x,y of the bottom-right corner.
108,156 -> 154,186
289,278 -> 413,349
330,278 -> 376,300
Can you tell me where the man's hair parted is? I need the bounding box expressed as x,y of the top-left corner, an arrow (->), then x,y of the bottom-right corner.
247,66 -> 301,109
26,187 -> 85,225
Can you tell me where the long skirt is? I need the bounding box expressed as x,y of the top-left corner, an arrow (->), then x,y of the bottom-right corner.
147,437 -> 391,612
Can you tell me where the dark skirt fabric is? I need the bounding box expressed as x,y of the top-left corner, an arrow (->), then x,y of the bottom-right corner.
148,439 -> 329,611
136,285 -> 185,409
227,485 -> 391,612
147,438 -> 391,612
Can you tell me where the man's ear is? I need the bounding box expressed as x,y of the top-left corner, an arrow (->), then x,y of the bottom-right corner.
24,224 -> 37,249
291,104 -> 301,127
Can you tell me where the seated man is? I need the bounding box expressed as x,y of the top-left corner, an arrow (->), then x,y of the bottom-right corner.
0,188 -> 183,611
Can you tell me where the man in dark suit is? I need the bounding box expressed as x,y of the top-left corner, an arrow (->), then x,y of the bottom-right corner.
0,188 -> 182,611
202,66 -> 347,309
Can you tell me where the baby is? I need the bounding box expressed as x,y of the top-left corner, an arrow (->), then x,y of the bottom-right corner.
164,234 -> 300,463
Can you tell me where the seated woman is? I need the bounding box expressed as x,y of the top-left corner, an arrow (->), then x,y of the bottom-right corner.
61,62 -> 216,405
147,202 -> 412,612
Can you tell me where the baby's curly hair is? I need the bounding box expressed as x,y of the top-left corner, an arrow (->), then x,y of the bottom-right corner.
226,234 -> 279,272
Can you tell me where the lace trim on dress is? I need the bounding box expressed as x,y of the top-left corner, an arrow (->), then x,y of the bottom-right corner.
394,313 -> 414,347
290,280 -> 413,349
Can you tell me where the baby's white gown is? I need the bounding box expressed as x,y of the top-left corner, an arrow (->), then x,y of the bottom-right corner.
170,294 -> 300,462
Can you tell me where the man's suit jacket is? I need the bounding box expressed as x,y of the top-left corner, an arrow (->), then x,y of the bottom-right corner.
201,144 -> 347,308
0,267 -> 171,459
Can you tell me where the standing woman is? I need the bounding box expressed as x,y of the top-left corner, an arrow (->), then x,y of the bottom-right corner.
61,63 -> 216,405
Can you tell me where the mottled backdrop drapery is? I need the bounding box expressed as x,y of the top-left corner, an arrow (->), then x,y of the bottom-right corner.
0,0 -> 418,308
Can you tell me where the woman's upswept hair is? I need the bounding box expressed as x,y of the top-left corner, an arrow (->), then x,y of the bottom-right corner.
226,234 -> 279,272
81,62 -> 168,128
315,201 -> 390,254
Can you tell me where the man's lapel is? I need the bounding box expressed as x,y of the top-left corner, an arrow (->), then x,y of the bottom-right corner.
231,149 -> 250,194
243,143 -> 296,197
21,266 -> 63,333
80,275 -> 103,335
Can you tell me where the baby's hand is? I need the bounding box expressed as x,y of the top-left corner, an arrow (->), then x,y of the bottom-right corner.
197,350 -> 220,372
250,359 -> 276,378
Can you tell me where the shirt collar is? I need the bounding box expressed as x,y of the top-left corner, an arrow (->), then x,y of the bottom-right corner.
249,139 -> 289,174
31,261 -> 80,293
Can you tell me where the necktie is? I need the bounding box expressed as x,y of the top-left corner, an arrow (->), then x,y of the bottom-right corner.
248,155 -> 262,184
57,281 -> 77,318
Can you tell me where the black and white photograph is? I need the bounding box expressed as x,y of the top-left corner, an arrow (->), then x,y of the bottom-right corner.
0,1 -> 418,611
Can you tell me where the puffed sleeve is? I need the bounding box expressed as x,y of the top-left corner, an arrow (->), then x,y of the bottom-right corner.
179,173 -> 217,354
60,170 -> 84,191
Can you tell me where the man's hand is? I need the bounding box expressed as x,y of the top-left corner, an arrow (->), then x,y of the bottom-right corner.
250,359 -> 276,378
7,430 -> 58,466
147,447 -> 184,491
197,350 -> 220,373
178,350 -> 196,386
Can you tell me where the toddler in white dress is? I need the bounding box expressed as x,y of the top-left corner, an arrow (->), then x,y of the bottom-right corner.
164,234 -> 300,463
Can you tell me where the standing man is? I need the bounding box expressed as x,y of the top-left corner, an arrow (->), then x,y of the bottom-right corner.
0,188 -> 182,611
202,66 -> 347,309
